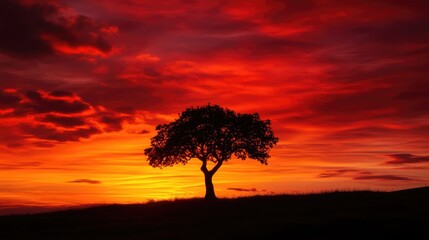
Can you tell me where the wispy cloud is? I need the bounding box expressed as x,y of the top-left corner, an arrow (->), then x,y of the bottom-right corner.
385,154 -> 429,165
318,169 -> 415,181
68,179 -> 102,184
227,188 -> 258,192
318,169 -> 360,178
354,175 -> 414,181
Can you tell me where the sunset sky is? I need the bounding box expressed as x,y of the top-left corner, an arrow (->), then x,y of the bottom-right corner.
1,0 -> 429,212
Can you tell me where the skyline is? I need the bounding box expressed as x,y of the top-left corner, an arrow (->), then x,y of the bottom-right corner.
1,0 -> 429,211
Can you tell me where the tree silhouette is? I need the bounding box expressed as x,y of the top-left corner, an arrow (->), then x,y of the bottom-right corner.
144,104 -> 279,200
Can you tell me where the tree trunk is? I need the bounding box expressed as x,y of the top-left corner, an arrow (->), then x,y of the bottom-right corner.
204,172 -> 216,200
200,159 -> 223,200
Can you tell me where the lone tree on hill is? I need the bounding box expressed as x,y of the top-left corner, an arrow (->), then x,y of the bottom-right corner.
144,104 -> 278,200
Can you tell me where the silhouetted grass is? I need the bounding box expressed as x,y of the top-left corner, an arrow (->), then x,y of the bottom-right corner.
0,187 -> 428,239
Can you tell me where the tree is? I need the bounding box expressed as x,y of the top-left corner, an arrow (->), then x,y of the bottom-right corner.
144,104 -> 279,200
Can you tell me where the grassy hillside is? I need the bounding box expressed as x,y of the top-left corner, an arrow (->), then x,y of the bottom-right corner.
1,187 -> 428,239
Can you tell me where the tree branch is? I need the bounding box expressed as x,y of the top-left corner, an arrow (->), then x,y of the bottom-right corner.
200,159 -> 209,174
209,160 -> 223,175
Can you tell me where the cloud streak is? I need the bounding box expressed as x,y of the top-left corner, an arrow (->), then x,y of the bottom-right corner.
318,169 -> 415,182
227,188 -> 258,192
354,175 -> 414,181
68,179 -> 102,184
385,154 -> 429,165
318,169 -> 360,178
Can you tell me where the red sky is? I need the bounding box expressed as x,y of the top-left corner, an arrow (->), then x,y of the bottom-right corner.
1,0 -> 429,212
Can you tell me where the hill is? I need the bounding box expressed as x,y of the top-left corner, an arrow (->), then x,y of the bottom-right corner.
1,187 -> 428,239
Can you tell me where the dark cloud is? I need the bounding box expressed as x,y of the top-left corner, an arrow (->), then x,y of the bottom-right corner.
161,33 -> 315,60
42,114 -> 86,128
5,143 -> 24,148
262,0 -> 315,22
0,89 -> 138,148
0,0 -> 112,58
49,90 -> 74,97
114,106 -> 137,114
349,17 -> 429,45
0,161 -> 42,170
323,127 -> 399,141
77,80 -> 173,114
0,91 -> 21,108
20,124 -> 101,142
0,0 -> 53,58
385,154 -> 429,165
24,91 -> 91,114
227,187 -> 258,192
354,175 -> 414,181
33,141 -> 56,148
232,35 -> 315,57
68,179 -> 102,184
311,90 -> 390,118
318,169 -> 359,178
0,126 -> 27,149
189,14 -> 255,35
317,169 -> 413,181
100,115 -> 125,132
139,129 -> 150,134
319,125 -> 429,144
394,90 -> 429,101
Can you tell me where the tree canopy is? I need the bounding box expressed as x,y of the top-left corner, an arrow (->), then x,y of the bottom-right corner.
144,104 -> 278,199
